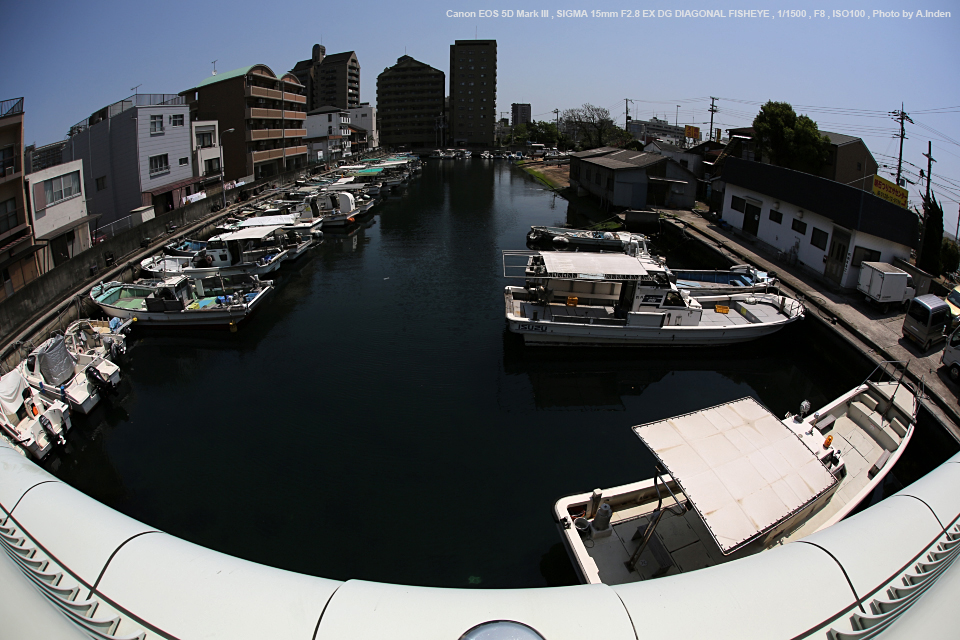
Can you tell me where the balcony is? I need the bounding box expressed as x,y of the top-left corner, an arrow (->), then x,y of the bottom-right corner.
246,85 -> 282,101
284,94 -> 306,105
247,107 -> 283,120
284,129 -> 306,138
286,111 -> 306,121
0,149 -> 21,185
251,148 -> 284,163
284,145 -> 307,156
247,129 -> 284,141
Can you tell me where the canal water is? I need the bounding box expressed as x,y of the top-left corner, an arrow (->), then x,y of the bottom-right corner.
46,160 -> 957,589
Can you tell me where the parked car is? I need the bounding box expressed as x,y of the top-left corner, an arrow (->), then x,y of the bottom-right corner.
944,285 -> 960,326
903,294 -> 950,352
857,261 -> 915,312
941,325 -> 960,382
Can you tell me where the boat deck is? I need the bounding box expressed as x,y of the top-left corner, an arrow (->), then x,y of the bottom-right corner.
583,502 -> 729,584
515,297 -> 790,327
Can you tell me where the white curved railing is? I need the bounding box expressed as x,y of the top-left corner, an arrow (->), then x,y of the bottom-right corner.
2,442 -> 960,639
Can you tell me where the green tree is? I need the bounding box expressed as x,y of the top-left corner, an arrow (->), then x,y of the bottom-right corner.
512,123 -> 528,145
942,238 -> 960,274
918,193 -> 944,275
752,101 -> 831,174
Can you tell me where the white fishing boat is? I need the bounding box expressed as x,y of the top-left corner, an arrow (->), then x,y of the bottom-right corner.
62,318 -> 131,362
0,369 -> 72,460
672,265 -> 779,296
162,238 -> 207,257
202,226 -> 290,273
90,274 -> 272,328
503,251 -> 803,346
17,336 -> 119,415
526,226 -> 648,251
316,192 -> 362,227
554,363 -> 919,585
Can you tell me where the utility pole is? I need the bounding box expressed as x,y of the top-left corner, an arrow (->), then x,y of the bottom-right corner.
890,104 -> 913,186
922,140 -> 936,202
708,97 -> 718,141
624,98 -> 633,128
553,108 -> 560,148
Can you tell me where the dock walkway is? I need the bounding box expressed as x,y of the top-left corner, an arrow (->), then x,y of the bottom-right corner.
661,209 -> 960,441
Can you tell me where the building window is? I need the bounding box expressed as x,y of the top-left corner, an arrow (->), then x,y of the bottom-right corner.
43,171 -> 81,205
171,114 -> 184,127
769,209 -> 782,224
149,154 -> 169,175
731,196 -> 746,213
204,158 -> 221,175
179,157 -> 189,166
150,115 -> 163,133
810,227 -> 828,250
851,246 -> 881,268
0,198 -> 17,233
196,132 -> 214,148
791,218 -> 807,235
96,176 -> 106,191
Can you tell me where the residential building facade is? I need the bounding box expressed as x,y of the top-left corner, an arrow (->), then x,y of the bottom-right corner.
291,46 -> 360,111
377,56 -> 445,150
627,117 -> 685,145
511,103 -> 531,127
449,40 -> 497,147
719,157 -> 916,289
0,97 -> 40,302
644,140 -> 705,179
569,147 -> 697,209
25,159 -> 95,273
62,93 -> 199,227
181,65 -> 308,183
190,120 -> 223,180
347,103 -> 378,150
305,106 -> 351,165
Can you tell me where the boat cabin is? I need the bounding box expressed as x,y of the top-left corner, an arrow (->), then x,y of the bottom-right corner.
204,225 -> 289,268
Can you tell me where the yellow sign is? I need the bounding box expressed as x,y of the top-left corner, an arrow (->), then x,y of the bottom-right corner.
684,125 -> 701,140
715,305 -> 729,314
872,175 -> 909,208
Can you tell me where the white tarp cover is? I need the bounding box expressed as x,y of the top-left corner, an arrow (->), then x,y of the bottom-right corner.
0,370 -> 29,416
35,337 -> 77,387
214,226 -> 284,242
539,252 -> 649,277
239,215 -> 296,227
633,397 -> 836,554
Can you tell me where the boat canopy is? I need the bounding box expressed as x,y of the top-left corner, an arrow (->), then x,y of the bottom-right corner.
355,168 -> 384,174
0,370 -> 30,416
239,215 -> 296,227
33,337 -> 77,387
538,252 -> 649,279
633,397 -> 836,555
214,226 -> 284,242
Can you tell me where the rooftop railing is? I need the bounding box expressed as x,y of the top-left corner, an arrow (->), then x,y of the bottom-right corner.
0,97 -> 24,118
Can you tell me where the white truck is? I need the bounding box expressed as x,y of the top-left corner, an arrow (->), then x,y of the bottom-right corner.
857,261 -> 915,312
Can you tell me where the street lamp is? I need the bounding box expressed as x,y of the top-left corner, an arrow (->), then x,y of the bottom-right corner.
219,128 -> 235,210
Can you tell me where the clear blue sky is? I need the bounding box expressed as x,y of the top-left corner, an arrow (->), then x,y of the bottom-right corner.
3,0 -> 958,227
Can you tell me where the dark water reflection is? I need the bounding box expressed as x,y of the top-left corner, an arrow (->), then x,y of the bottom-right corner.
47,160 -> 956,589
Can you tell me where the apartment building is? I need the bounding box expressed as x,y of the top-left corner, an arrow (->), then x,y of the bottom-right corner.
181,65 -> 308,183
290,46 -> 361,112
448,40 -> 497,147
0,97 -> 40,301
511,103 -> 531,127
347,103 -> 378,150
305,106 -> 351,164
23,140 -> 67,174
25,159 -> 95,273
62,93 -> 198,227
377,56 -> 445,150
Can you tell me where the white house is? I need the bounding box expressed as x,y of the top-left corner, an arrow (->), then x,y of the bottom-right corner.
347,103 -> 378,150
25,159 -> 97,273
305,107 -> 351,165
644,141 -> 704,179
719,158 -> 918,289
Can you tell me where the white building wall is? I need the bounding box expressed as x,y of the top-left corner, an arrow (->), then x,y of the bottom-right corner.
722,184 -> 913,289
347,105 -> 378,148
136,105 -> 194,202
190,120 -> 221,178
27,160 -> 86,239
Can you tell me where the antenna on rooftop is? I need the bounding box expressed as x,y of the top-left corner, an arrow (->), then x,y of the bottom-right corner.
211,60 -> 218,76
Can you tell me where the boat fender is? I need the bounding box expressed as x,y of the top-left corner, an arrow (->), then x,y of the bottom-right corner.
31,403 -> 38,416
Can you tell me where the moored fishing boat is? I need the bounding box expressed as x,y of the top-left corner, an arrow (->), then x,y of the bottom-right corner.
526,226 -> 648,252
553,362 -> 919,585
90,274 -> 272,328
672,264 -> 779,296
0,369 -> 72,460
17,336 -> 119,415
62,318 -> 131,362
503,250 -> 803,346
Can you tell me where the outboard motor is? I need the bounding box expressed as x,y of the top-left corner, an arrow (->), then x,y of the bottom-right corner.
102,336 -> 124,359
85,365 -> 116,395
38,414 -> 65,445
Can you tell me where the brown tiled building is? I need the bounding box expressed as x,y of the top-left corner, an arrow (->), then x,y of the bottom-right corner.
377,56 -> 445,150
180,65 -> 308,182
0,97 -> 40,301
291,46 -> 360,112
448,40 -> 497,147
